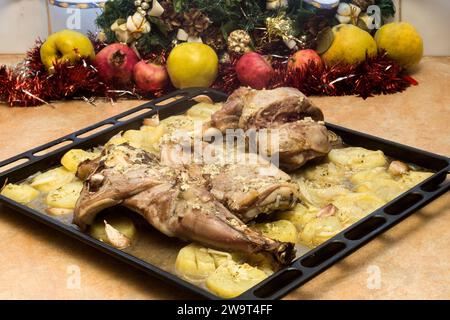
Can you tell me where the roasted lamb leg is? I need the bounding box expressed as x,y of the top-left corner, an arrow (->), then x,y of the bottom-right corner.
124,174 -> 295,265
73,144 -> 296,264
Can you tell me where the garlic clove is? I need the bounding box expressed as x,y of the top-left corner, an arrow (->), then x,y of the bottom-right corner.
388,161 -> 410,177
104,220 -> 131,249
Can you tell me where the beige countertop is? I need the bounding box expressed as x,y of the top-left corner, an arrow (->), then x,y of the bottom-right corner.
0,55 -> 449,300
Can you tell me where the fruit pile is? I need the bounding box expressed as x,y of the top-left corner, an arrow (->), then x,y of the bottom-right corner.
0,16 -> 423,106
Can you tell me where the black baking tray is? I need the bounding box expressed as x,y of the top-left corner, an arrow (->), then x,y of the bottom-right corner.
1,88 -> 449,300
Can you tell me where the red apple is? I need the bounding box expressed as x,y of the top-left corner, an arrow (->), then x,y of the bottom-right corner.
133,60 -> 169,92
288,49 -> 323,72
235,52 -> 273,89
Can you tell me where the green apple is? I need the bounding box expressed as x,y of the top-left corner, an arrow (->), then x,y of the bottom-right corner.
40,29 -> 95,70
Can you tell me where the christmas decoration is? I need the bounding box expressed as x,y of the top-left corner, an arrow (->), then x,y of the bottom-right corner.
1,0 -> 420,107
266,0 -> 288,11
94,43 -> 140,87
166,43 -> 218,88
374,22 -> 423,70
204,26 -> 226,51
235,52 -> 273,90
321,24 -> 377,66
0,41 -> 111,107
182,8 -> 212,37
335,2 -> 362,25
133,60 -> 169,92
352,0 -> 375,11
214,52 -> 415,99
227,30 -> 252,55
40,29 -> 95,70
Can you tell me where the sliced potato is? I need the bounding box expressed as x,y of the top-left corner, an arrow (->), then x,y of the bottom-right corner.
297,179 -> 351,207
89,212 -> 137,246
332,192 -> 385,225
122,129 -> 146,148
328,147 -> 387,170
356,178 -> 405,202
45,180 -> 83,209
275,203 -> 319,230
349,167 -> 391,186
252,220 -> 298,243
61,149 -> 97,173
300,162 -> 347,186
105,134 -> 129,147
399,171 -> 433,189
231,252 -> 275,276
45,207 -> 73,216
186,102 -> 221,121
160,115 -> 195,135
1,183 -> 39,204
205,261 -> 268,299
299,216 -> 343,247
175,243 -> 232,280
140,124 -> 166,154
30,167 -> 74,192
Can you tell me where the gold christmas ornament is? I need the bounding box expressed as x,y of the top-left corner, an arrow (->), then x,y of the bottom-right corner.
265,15 -> 301,49
227,29 -> 252,54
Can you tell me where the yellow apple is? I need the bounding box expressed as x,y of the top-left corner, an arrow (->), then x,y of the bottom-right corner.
40,29 -> 95,70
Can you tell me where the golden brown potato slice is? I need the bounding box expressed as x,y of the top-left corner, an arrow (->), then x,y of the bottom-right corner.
299,216 -> 344,247
30,167 -> 74,192
332,192 -> 385,226
186,102 -> 222,121
1,183 -> 39,204
205,261 -> 268,299
275,203 -> 319,231
328,147 -> 387,170
175,243 -> 232,280
45,180 -> 83,209
61,149 -> 98,173
252,220 -> 298,243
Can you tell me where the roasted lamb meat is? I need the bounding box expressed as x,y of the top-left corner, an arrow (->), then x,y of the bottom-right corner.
73,143 -> 295,265
124,165 -> 295,264
211,87 -> 324,131
160,142 -> 299,221
211,87 -> 332,171
73,144 -> 176,229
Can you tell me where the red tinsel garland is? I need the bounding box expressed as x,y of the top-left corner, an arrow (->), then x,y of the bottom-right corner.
0,40 -> 417,107
214,53 -> 416,99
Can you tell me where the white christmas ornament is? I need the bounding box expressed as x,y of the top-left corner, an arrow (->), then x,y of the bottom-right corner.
266,0 -> 288,10
335,2 -> 361,24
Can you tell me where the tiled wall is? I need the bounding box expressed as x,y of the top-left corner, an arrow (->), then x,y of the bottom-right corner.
0,0 -> 449,55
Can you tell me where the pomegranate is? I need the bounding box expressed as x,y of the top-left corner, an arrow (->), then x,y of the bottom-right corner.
133,60 -> 169,92
235,52 -> 273,90
93,43 -> 139,87
288,49 -> 323,72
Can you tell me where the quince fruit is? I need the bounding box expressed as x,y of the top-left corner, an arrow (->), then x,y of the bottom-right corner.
40,29 -> 95,70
